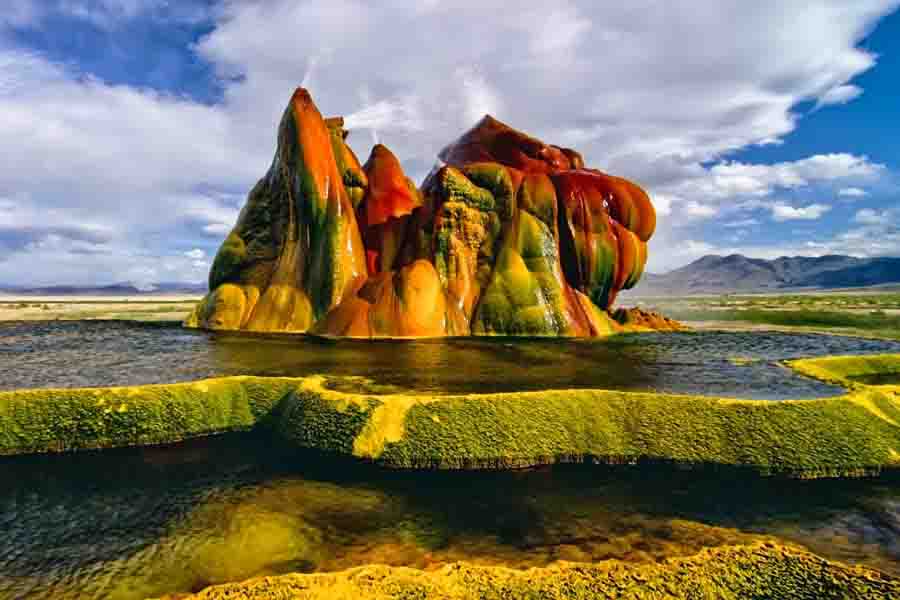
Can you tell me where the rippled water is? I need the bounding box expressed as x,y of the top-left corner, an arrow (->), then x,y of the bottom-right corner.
3,322 -> 900,598
3,320 -> 900,398
2,434 -> 900,599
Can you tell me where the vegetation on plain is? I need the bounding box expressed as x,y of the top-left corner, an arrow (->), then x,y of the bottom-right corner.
632,290 -> 900,340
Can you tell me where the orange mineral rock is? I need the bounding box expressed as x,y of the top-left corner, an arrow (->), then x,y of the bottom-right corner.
357,144 -> 422,275
186,88 -> 669,338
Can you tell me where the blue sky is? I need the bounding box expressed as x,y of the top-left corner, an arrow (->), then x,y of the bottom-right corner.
0,1 -> 898,287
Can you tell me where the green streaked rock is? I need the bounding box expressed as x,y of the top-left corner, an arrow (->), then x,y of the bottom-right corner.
472,210 -> 572,335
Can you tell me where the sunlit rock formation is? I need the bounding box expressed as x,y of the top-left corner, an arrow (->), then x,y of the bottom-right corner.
185,91 -> 367,333
186,88 -> 662,337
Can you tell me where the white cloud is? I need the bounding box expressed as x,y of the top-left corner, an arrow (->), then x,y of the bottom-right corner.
202,222 -> 231,235
684,200 -> 718,219
0,232 -> 210,287
816,84 -> 863,107
672,154 -> 884,201
838,186 -> 869,198
646,152 -> 884,239
0,0 -> 898,284
854,208 -> 887,225
650,193 -> 673,217
184,248 -> 205,260
770,202 -> 832,221
176,194 -> 241,236
196,0 -> 897,179
723,218 -> 761,228
0,192 -> 116,246
0,52 -> 258,194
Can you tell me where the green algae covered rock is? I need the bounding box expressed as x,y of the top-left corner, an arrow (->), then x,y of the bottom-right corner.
162,542 -> 900,600
3,354 -> 898,478
273,371 -> 900,477
0,377 -> 298,455
789,354 -> 900,388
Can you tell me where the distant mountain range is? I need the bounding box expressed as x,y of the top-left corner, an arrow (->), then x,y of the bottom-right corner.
630,254 -> 900,295
0,282 -> 207,296
3,254 -> 899,297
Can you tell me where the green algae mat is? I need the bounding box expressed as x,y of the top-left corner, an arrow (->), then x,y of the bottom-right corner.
4,353 -> 900,599
2,354 -> 900,478
160,541 -> 898,600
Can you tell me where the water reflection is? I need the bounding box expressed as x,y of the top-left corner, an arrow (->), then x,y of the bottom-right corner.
4,321 -> 897,398
3,434 -> 900,599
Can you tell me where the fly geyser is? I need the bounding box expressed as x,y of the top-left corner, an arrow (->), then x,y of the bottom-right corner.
186,88 -> 669,337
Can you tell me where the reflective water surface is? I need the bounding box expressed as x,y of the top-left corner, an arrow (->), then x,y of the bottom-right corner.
3,322 -> 900,598
3,434 -> 900,599
4,320 -> 900,398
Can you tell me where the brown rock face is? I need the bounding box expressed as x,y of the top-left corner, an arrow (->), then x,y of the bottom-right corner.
186,88 -> 663,337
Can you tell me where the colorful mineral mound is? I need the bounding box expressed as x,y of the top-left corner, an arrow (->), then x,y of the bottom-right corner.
186,88 -> 660,338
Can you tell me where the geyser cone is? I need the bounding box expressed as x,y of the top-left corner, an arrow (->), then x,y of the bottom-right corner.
187,89 -> 662,337
439,115 -> 579,173
185,88 -> 367,332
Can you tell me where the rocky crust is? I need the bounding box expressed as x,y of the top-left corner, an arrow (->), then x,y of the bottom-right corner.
2,355 -> 900,478
612,307 -> 685,331
159,542 -> 899,599
186,89 -> 661,337
0,377 -> 297,455
274,363 -> 900,477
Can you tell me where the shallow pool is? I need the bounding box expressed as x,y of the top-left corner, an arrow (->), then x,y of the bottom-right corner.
3,320 -> 899,398
3,434 -> 900,599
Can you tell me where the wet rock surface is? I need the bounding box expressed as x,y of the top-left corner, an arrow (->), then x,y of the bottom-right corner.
186,89 -> 660,337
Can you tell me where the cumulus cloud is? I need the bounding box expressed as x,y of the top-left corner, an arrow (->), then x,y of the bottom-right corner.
195,0 -> 897,179
723,218 -> 761,228
839,186 -> 869,198
667,154 -> 884,201
816,84 -> 864,107
176,194 -> 242,237
647,152 -> 884,234
684,200 -> 718,219
0,0 -> 898,284
0,232 -> 210,287
770,202 -> 832,221
854,208 -> 887,224
650,194 -> 673,217
0,51 -> 258,194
